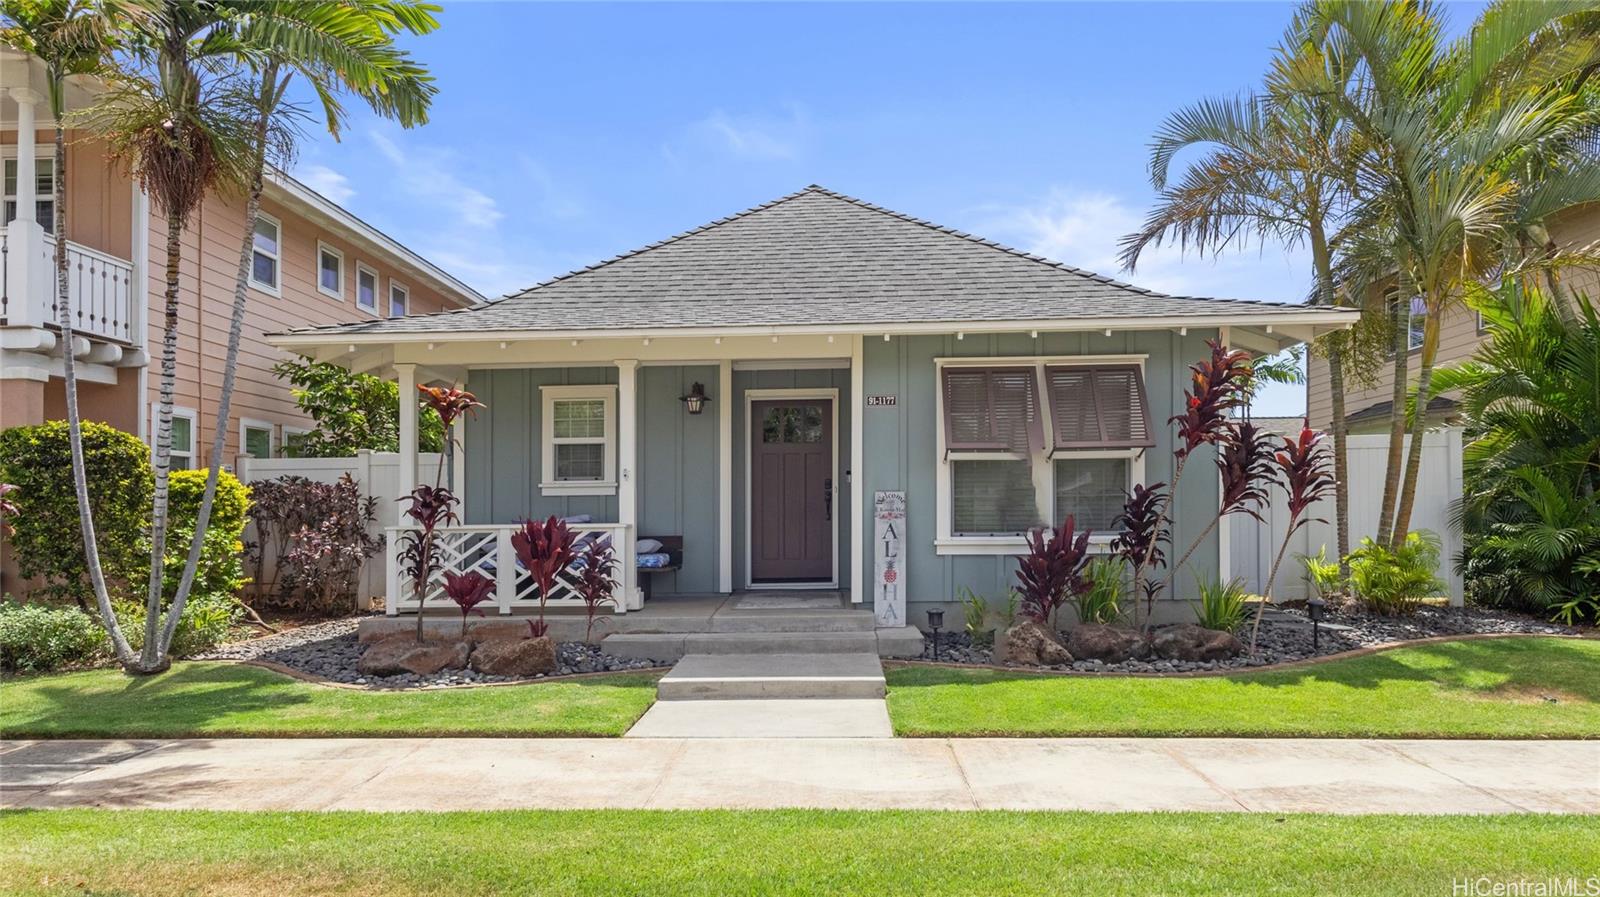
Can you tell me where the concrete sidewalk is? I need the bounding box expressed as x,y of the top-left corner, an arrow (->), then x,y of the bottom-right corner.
4,737 -> 1596,813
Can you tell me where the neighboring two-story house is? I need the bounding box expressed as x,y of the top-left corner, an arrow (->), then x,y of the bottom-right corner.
1307,203 -> 1600,433
1,50 -> 484,469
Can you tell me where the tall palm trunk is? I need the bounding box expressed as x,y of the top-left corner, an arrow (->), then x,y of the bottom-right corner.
161,65 -> 281,651
1308,224 -> 1350,574
138,211 -> 184,674
47,80 -> 134,665
1390,299 -> 1441,541
1374,284 -> 1412,548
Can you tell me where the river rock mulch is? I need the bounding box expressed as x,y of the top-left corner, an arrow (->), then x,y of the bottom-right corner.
197,618 -> 666,689
907,605 -> 1580,674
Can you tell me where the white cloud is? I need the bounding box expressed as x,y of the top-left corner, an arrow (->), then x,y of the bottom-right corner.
972,186 -> 1308,304
296,163 -> 356,205
668,105 -> 811,163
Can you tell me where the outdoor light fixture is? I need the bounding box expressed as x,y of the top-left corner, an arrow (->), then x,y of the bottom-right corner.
927,608 -> 944,661
1306,596 -> 1327,651
680,382 -> 711,415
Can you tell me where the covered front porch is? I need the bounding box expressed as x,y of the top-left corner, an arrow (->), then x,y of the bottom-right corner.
374,332 -> 868,618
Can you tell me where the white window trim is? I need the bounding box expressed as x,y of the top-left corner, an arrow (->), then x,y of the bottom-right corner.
387,277 -> 409,318
316,241 -> 345,301
2,151 -> 56,230
239,418 -> 276,458
150,404 -> 199,469
250,211 -> 283,297
281,424 -> 312,458
933,355 -> 1147,556
540,384 -> 617,496
355,261 -> 380,315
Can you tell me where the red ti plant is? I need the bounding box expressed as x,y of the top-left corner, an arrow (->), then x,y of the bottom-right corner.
1129,341 -> 1254,623
573,536 -> 618,642
1161,418 -> 1278,596
526,619 -> 550,639
1248,422 -> 1336,653
1112,483 -> 1170,623
417,385 -> 484,483
1014,516 -> 1093,628
441,570 -> 495,637
511,515 -> 577,634
397,484 -> 460,641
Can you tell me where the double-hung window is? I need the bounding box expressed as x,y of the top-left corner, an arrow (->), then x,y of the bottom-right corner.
241,420 -> 275,458
937,359 -> 1150,553
388,280 -> 409,317
151,405 -> 198,470
317,242 -> 345,300
356,263 -> 379,313
2,156 -> 54,232
540,385 -> 616,495
250,213 -> 282,295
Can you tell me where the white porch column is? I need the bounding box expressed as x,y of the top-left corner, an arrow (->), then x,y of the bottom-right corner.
717,359 -> 733,593
616,359 -> 640,609
849,335 -> 865,605
10,89 -> 40,225
395,362 -> 417,523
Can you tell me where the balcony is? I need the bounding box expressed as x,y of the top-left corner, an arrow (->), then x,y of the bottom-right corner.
2,221 -> 137,347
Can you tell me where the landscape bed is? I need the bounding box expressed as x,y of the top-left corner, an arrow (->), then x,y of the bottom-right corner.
887,636 -> 1600,738
3,809 -> 1597,897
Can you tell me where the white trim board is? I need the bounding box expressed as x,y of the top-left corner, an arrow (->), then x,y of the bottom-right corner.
742,387 -> 841,591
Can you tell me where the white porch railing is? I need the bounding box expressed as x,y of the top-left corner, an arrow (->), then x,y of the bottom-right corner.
384,523 -> 640,616
1,223 -> 137,345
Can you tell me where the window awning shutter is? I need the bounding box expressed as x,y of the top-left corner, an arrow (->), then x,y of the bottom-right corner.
941,366 -> 1044,455
1044,364 -> 1154,451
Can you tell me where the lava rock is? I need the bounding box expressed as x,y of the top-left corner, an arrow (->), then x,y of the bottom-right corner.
469,636 -> 557,677
1066,623 -> 1147,663
1148,624 -> 1243,662
1000,621 -> 1074,666
357,637 -> 471,676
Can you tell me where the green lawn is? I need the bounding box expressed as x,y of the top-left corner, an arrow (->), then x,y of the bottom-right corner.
3,809 -> 1595,897
0,662 -> 660,738
888,636 -> 1600,738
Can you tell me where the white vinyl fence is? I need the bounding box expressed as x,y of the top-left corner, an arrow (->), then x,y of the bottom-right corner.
1229,428 -> 1464,605
235,450 -> 441,607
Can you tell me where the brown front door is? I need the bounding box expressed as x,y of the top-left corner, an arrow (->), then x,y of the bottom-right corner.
751,399 -> 834,582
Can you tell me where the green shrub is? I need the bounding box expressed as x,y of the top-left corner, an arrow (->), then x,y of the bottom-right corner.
155,470 -> 250,601
0,599 -> 108,672
1300,546 -> 1344,600
1076,557 -> 1127,625
957,587 -> 993,647
1347,532 -> 1445,616
1193,574 -> 1249,632
0,421 -> 151,604
115,591 -> 240,658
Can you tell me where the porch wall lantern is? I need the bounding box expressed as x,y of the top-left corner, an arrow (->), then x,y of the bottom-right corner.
680,382 -> 711,415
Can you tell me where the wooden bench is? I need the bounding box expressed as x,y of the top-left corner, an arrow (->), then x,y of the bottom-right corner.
636,535 -> 683,602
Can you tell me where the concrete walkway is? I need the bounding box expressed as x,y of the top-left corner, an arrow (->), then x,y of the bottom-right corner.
4,738 -> 1596,813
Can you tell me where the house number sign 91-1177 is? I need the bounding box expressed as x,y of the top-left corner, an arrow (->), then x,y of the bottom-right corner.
866,395 -> 896,406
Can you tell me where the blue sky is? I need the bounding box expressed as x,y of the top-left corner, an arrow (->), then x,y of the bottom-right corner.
287,1 -> 1482,415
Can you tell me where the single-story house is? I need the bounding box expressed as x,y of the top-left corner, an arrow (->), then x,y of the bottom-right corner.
267,185 -> 1357,628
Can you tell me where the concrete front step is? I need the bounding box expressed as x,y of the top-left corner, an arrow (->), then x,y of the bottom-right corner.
603,626 -> 924,662
657,653 -> 886,700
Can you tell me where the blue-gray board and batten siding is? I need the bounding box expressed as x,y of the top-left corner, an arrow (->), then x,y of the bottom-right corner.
461,328 -> 1221,609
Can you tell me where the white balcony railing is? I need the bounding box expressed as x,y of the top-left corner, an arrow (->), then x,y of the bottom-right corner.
384,523 -> 639,616
1,222 -> 136,346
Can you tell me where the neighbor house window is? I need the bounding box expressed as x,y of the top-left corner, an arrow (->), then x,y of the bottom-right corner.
937,359 -> 1147,552
1407,295 -> 1426,351
152,405 -> 198,470
388,280 -> 408,317
540,385 -> 616,495
317,242 -> 344,300
251,213 -> 281,294
282,426 -> 311,458
241,420 -> 274,458
356,263 -> 379,313
2,156 -> 54,232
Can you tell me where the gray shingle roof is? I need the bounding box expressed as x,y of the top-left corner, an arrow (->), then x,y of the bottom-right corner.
279,185 -> 1327,337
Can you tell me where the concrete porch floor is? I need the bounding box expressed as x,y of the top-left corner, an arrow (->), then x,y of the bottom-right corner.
5,737 -> 1596,813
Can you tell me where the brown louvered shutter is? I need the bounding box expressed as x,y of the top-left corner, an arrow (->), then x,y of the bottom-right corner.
941,366 -> 1043,454
1044,364 -> 1154,450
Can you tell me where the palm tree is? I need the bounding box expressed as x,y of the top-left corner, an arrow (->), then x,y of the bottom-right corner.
1304,0 -> 1600,547
159,0 -> 439,655
1,0 -> 136,663
1120,31 -> 1361,574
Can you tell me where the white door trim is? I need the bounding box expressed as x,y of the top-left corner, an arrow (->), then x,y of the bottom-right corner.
743,387 -> 840,590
